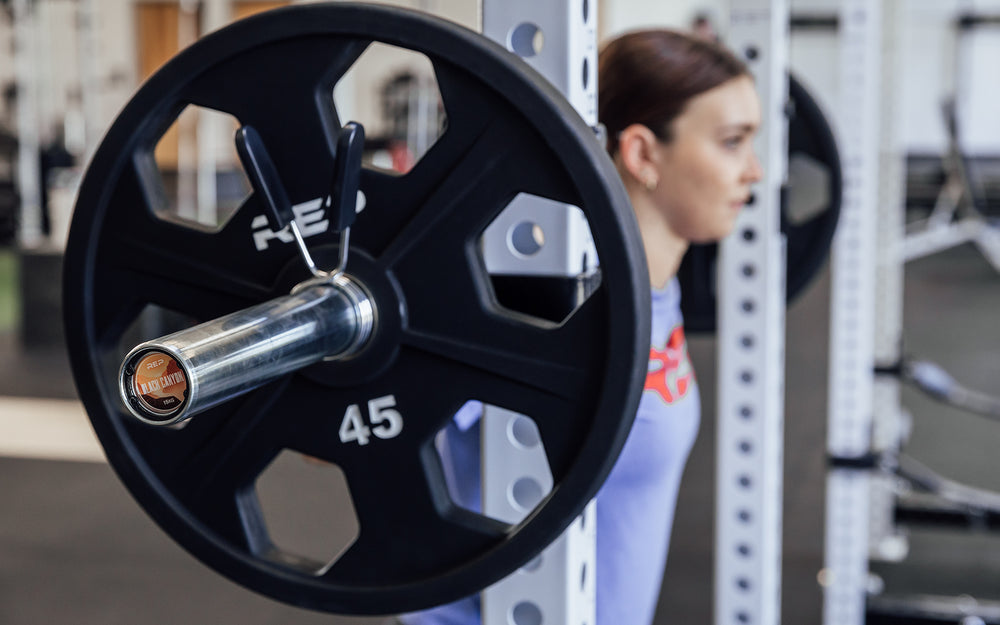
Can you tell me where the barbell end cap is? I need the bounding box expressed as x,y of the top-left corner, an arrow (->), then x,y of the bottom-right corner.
118,347 -> 193,427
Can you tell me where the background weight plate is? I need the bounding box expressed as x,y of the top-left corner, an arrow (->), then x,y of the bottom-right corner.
679,74 -> 843,333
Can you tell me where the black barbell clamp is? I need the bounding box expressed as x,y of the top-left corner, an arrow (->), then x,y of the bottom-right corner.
235,122 -> 365,285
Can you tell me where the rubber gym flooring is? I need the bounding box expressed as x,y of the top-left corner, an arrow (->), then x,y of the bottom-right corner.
1,240 -> 999,624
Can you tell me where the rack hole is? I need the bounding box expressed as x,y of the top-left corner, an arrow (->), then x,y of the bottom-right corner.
511,477 -> 545,512
509,221 -> 545,257
511,601 -> 543,625
521,555 -> 543,573
509,415 -> 542,449
509,23 -> 544,57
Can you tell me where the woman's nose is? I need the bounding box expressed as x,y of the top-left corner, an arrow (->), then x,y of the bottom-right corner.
744,151 -> 764,183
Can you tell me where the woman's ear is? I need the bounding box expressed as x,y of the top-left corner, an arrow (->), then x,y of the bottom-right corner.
616,123 -> 661,187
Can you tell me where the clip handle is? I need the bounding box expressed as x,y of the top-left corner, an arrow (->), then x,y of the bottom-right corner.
330,122 -> 365,232
235,125 -> 295,232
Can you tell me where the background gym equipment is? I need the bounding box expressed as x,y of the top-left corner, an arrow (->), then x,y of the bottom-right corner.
62,3 -> 651,615
891,358 -> 1000,423
903,97 -> 1000,271
678,74 -> 843,333
871,357 -> 1000,532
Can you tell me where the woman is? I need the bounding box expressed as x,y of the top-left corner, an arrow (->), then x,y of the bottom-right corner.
401,28 -> 762,625
593,29 -> 760,625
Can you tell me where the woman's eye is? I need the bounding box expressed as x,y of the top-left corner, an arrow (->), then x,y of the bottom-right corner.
723,136 -> 742,150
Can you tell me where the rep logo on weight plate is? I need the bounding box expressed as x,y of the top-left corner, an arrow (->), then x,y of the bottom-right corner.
250,192 -> 367,251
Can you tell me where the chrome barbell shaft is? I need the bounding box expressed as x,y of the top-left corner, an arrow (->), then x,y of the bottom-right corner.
119,275 -> 374,426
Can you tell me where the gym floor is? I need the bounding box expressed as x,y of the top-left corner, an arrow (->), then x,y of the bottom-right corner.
1,238 -> 999,624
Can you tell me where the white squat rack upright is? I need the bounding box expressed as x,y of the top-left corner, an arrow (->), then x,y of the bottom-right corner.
478,1 -> 599,625
715,2 -> 789,625
823,1 -> 906,624
12,0 -> 43,247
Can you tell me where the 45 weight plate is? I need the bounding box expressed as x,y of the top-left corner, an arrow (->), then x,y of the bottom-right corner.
63,2 -> 649,615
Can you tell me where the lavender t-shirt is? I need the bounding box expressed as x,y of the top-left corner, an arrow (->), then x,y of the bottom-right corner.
402,278 -> 700,625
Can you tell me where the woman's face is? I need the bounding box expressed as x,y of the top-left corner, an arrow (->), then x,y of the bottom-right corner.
651,75 -> 762,243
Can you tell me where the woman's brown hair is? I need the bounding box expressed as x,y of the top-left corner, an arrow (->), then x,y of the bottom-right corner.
598,29 -> 750,156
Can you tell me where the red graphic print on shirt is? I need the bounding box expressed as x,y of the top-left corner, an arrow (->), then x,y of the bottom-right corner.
645,325 -> 694,405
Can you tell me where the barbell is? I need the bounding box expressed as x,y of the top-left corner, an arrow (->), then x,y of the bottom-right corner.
61,1 -> 842,615
63,2 -> 649,614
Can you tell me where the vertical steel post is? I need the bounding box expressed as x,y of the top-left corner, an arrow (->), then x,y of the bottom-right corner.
12,0 -> 42,247
869,0 -> 908,567
480,1 -> 598,624
716,2 -> 789,624
822,2 -> 882,624
196,0 -> 233,228
75,0 -> 102,162
480,0 -> 598,279
32,0 -> 53,150
175,0 -> 198,222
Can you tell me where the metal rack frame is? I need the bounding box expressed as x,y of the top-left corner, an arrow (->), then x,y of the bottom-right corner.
715,2 -> 789,624
479,2 -> 599,624
822,2 -> 887,624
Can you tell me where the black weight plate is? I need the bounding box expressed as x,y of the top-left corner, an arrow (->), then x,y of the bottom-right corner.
679,74 -> 842,333
62,2 -> 649,615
